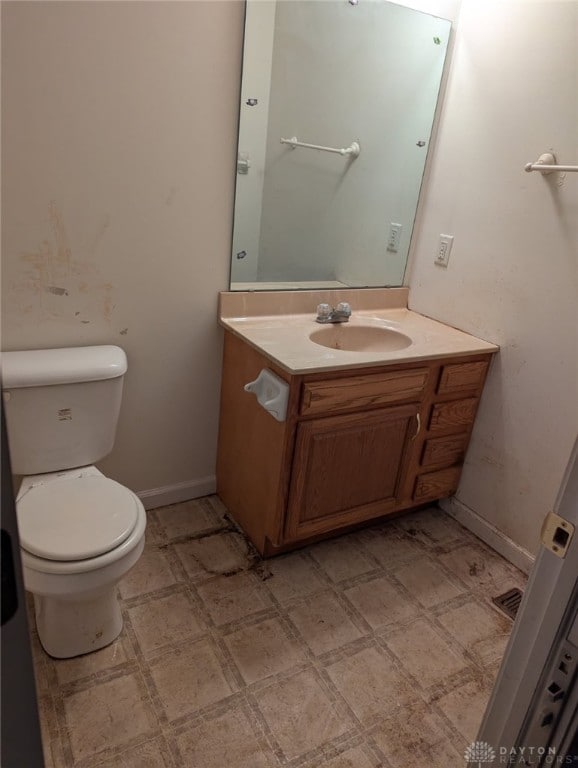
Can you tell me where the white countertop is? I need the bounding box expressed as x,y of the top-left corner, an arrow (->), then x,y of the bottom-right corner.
219,307 -> 499,374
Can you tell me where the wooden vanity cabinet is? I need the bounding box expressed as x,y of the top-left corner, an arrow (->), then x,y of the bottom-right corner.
216,331 -> 492,556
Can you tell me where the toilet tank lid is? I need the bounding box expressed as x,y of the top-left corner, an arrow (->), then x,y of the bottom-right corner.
1,346 -> 128,388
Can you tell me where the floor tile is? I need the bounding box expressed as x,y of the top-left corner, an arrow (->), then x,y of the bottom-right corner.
344,575 -> 419,631
25,591 -> 36,627
309,536 -> 377,583
119,548 -> 179,600
62,673 -> 157,762
316,746 -> 376,768
173,539 -> 207,579
196,571 -> 271,626
428,739 -> 467,767
436,678 -> 493,742
148,638 -> 233,721
354,526 -> 423,570
33,662 -> 52,700
265,553 -> 326,604
255,668 -> 352,760
436,600 -> 512,666
95,737 -> 173,768
29,633 -> 52,696
37,695 -> 59,747
29,628 -> 46,665
393,559 -> 464,608
326,645 -> 414,724
128,590 -> 204,656
385,619 -> 468,688
180,531 -> 252,575
154,499 -> 226,540
174,705 -> 275,768
43,736 -> 66,768
225,617 -> 306,684
484,659 -> 504,688
396,508 -> 465,547
439,544 -> 525,595
142,511 -> 166,546
53,634 -> 134,685
371,699 -> 453,767
204,494 -> 230,521
289,592 -> 365,655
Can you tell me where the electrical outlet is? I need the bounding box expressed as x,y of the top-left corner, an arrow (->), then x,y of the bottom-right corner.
435,234 -> 454,267
387,223 -> 403,253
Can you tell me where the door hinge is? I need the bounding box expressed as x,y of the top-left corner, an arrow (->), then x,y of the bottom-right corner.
541,510 -> 575,558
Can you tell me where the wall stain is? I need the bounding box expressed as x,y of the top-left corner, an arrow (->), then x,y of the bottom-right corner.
119,328 -> 128,335
103,287 -> 114,322
11,202 -> 116,327
480,454 -> 504,469
86,214 -> 111,256
46,286 -> 69,296
19,242 -> 51,297
48,201 -> 72,269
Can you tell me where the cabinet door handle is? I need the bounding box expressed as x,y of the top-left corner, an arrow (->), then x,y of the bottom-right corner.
412,413 -> 421,440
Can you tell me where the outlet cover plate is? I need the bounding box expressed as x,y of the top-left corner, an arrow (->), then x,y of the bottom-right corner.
435,234 -> 454,267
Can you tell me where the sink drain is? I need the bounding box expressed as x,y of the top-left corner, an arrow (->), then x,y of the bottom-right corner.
492,587 -> 524,620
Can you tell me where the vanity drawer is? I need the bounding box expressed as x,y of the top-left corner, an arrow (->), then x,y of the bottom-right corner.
429,398 -> 478,432
437,361 -> 488,394
413,466 -> 461,502
421,434 -> 469,468
300,368 -> 429,416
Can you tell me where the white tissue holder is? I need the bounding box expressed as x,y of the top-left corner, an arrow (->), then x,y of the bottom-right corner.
244,369 -> 290,422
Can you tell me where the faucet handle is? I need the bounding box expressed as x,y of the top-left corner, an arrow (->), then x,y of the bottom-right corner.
336,301 -> 351,316
316,303 -> 332,320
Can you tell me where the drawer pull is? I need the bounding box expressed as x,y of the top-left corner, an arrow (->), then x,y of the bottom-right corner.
412,413 -> 421,440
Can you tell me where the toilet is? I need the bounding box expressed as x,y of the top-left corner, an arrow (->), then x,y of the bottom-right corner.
2,345 -> 146,658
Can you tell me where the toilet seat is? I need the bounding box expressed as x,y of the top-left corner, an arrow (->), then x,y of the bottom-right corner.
17,476 -> 139,561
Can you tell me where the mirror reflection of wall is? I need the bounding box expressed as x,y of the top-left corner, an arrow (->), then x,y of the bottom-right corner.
231,0 -> 451,291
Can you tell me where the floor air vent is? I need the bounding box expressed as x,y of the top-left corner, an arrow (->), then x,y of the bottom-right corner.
492,587 -> 524,620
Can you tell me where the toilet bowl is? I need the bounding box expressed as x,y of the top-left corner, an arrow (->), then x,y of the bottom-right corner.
17,466 -> 146,658
2,344 -> 146,658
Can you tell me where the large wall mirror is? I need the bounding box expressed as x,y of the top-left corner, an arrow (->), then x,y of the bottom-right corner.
230,0 -> 451,291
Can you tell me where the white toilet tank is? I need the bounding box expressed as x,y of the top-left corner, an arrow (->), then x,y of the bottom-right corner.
2,346 -> 128,475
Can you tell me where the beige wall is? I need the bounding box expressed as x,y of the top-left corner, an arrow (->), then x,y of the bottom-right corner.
2,1 -> 245,502
407,0 -> 578,557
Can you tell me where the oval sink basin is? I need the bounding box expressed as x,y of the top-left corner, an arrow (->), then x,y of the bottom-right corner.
309,324 -> 412,353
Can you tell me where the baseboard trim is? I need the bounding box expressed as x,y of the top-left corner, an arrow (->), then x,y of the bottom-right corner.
137,476 -> 216,511
441,497 -> 535,575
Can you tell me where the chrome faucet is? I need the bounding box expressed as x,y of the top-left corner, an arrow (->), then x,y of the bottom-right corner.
315,301 -> 352,324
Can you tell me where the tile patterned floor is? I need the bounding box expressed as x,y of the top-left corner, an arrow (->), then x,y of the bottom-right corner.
30,498 -> 527,768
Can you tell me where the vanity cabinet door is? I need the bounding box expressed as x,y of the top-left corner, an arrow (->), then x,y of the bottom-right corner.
285,403 -> 419,541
